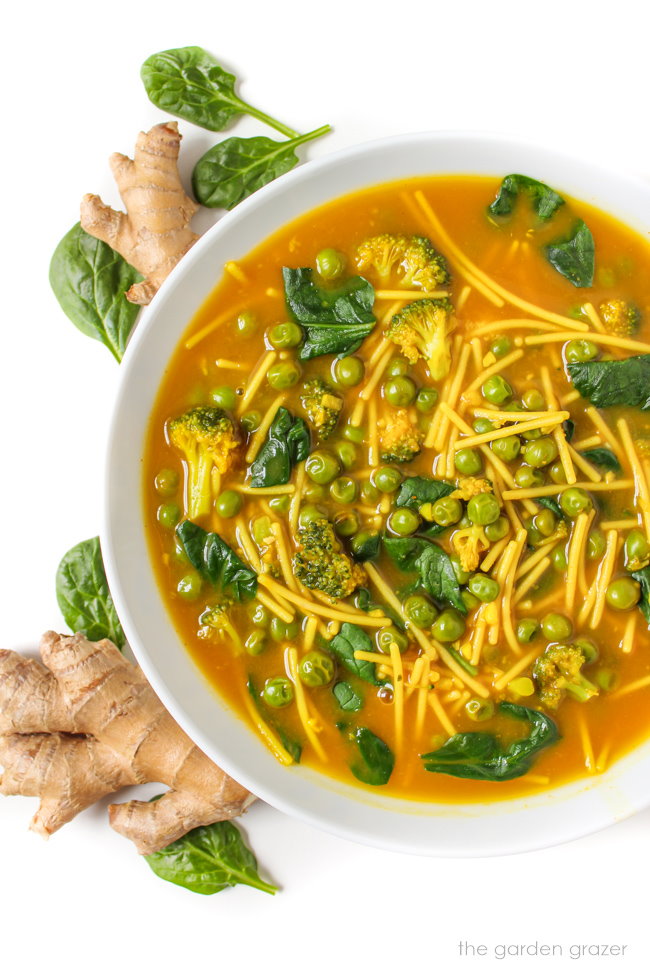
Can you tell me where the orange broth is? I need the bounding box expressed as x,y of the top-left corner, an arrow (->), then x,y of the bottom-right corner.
144,175 -> 650,801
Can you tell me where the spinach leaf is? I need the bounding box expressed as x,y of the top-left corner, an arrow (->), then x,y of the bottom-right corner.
353,587 -> 403,629
282,267 -> 375,360
631,567 -> 650,624
568,355 -> 650,410
56,537 -> 125,648
395,476 -> 454,511
538,496 -> 564,519
49,224 -> 142,363
544,220 -> 595,287
176,521 -> 257,601
141,46 -> 296,137
347,727 -> 394,786
192,126 -> 330,210
247,677 -> 302,761
333,681 -> 363,713
421,701 -> 559,781
488,174 -> 564,222
144,820 -> 276,895
350,530 -> 381,563
582,447 -> 621,473
384,537 -> 466,614
249,407 -> 310,487
329,623 -> 382,685
562,418 -> 575,442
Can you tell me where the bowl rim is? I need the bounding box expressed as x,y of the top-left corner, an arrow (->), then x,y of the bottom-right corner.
103,129 -> 650,857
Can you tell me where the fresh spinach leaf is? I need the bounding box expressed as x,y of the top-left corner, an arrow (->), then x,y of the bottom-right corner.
384,537 -> 466,614
568,355 -> 650,410
176,521 -> 257,600
282,267 -> 375,360
347,726 -> 394,786
538,496 -> 564,519
421,701 -> 559,781
383,535 -> 426,572
249,407 -> 310,487
582,447 -> 621,473
192,126 -> 330,210
49,224 -> 142,362
329,623 -> 382,685
333,681 -> 363,712
488,174 -> 564,222
631,567 -> 650,624
395,476 -> 454,511
544,220 -> 595,287
144,820 -> 276,895
56,537 -> 125,648
141,46 -> 296,137
247,677 -> 302,761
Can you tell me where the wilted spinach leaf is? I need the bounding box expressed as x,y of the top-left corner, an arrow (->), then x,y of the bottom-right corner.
395,476 -> 454,511
250,407 -> 310,487
350,530 -> 381,563
384,537 -> 466,614
347,726 -> 394,785
488,174 -> 564,222
568,355 -> 650,410
538,496 -> 564,519
282,267 -> 375,360
144,820 -> 276,895
333,681 -> 363,712
56,537 -> 125,648
582,447 -> 621,472
329,623 -> 382,685
421,702 -> 559,781
632,567 -> 650,624
176,521 -> 257,600
544,220 -> 595,287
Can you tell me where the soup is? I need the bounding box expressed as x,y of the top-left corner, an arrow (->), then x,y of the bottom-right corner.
144,174 -> 650,801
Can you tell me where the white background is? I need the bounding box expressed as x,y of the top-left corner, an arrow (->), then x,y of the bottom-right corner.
2,1 -> 650,972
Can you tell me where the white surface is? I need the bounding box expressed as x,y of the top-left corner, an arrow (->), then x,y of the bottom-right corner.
2,1 -> 650,972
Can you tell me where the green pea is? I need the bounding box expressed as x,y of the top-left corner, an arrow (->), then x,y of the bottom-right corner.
333,355 -> 365,387
514,465 -> 544,488
333,511 -> 360,538
467,492 -> 500,526
298,650 -> 335,687
351,529 -> 380,558
209,385 -> 237,410
548,461 -> 567,484
575,638 -> 599,664
462,590 -> 481,612
303,483 -> 327,501
155,468 -> 179,497
360,480 -> 380,503
527,525 -> 545,547
343,423 -> 365,443
388,507 -> 421,536
285,621 -> 300,639
606,577 -> 640,610
386,356 -> 410,377
521,388 -> 546,411
245,629 -> 268,656
269,495 -> 290,515
267,321 -> 303,349
550,544 -> 568,572
482,374 -> 513,405
560,487 -> 592,518
373,466 -> 403,493
298,504 -> 326,530
465,698 -> 495,722
432,609 -> 466,643
334,441 -> 357,469
248,602 -> 270,627
216,489 -> 242,518
416,387 -> 438,413
262,676 -> 294,708
270,618 -> 287,641
316,248 -> 346,280
491,435 -> 521,462
587,528 -> 606,560
522,436 -> 558,469
241,410 -> 262,432
624,529 -> 650,569
235,310 -> 258,337
473,417 -> 495,435
157,503 -> 180,528
330,476 -> 357,504
485,516 -> 510,542
384,376 -> 417,406
306,450 -> 341,485
455,448 -> 483,475
377,626 -> 409,654
489,335 -> 512,359
468,572 -> 500,602
267,360 -> 301,390
533,508 -> 556,537
177,571 -> 202,601
541,612 -> 573,641
450,555 -> 471,584
403,594 -> 437,627
565,339 -> 600,363
516,618 -> 540,643
431,497 -> 463,526
595,667 -> 619,692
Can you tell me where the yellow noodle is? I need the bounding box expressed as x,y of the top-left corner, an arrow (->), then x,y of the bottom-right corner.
470,318 -> 589,336
215,358 -> 248,370
494,648 -> 540,691
502,479 -> 633,500
577,508 -> 596,596
586,406 -> 624,455
480,534 -> 512,572
572,435 -> 603,451
224,261 -> 248,283
540,365 -> 576,484
567,444 -> 602,483
588,530 -> 619,629
364,563 -> 437,657
389,642 -> 405,752
368,396 -> 379,467
565,512 -> 589,612
286,646 -> 327,762
560,389 -> 582,406
235,483 -> 296,495
524,331 -> 650,354
618,417 -> 650,538
235,517 -> 263,572
303,615 -> 318,651
256,590 -> 294,625
457,284 -> 472,311
288,461 -> 306,536
185,301 -> 247,350
513,557 -> 551,605
614,674 -> 650,697
237,350 -> 277,414
415,657 -> 431,739
375,289 -> 449,300
576,711 -> 595,772
581,302 -> 606,333
360,346 -> 394,401
428,693 -> 457,737
601,518 -> 638,530
258,575 -> 390,627
622,611 -> 637,654
433,341 -> 472,451
501,530 -> 528,655
242,691 -> 295,766
455,412 -> 567,450
244,394 -> 287,462
516,540 -> 555,579
270,521 -> 298,593
463,348 -> 525,396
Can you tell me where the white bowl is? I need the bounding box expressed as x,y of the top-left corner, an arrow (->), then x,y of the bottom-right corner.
104,132 -> 650,856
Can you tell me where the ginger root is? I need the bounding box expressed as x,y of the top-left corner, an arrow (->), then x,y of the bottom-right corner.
80,122 -> 199,305
0,631 -> 253,855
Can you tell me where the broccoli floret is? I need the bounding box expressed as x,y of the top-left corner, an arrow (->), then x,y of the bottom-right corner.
169,406 -> 241,519
385,298 -> 456,381
356,234 -> 449,289
198,601 -> 242,649
452,525 -> 490,573
379,409 -> 423,463
293,518 -> 367,600
451,477 -> 494,501
533,643 -> 599,710
599,299 -> 641,335
300,378 -> 343,440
